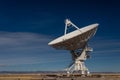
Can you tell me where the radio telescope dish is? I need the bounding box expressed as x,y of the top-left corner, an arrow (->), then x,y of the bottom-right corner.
48,19 -> 99,75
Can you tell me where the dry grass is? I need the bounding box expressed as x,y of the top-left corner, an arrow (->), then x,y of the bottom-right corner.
0,73 -> 120,80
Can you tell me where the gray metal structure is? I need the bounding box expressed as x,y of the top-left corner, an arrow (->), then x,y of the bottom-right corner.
48,19 -> 98,75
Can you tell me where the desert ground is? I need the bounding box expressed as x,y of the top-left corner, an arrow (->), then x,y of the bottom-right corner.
0,73 -> 120,80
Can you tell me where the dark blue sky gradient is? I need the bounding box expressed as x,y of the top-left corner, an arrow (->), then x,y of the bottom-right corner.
0,0 -> 119,72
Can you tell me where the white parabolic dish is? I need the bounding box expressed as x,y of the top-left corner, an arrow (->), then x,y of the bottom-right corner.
48,23 -> 99,50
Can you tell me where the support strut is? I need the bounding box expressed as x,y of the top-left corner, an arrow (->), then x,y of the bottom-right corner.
67,46 -> 92,75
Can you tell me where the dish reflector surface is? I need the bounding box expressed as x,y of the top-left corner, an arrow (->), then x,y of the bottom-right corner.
48,23 -> 98,50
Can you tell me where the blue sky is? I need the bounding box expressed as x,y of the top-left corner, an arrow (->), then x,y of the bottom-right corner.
0,0 -> 119,72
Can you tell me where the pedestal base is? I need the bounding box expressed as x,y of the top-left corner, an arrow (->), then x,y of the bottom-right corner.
67,60 -> 89,75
